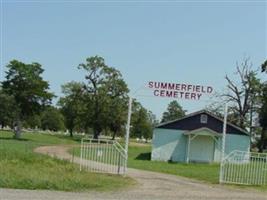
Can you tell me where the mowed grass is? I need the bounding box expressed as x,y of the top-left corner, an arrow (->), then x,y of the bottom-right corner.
127,144 -> 220,183
72,142 -> 267,191
0,131 -> 134,191
72,142 -> 220,183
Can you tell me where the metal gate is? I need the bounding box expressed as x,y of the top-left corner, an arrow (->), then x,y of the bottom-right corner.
79,138 -> 126,175
220,150 -> 267,185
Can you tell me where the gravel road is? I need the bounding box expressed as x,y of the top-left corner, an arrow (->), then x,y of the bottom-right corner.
1,145 -> 266,200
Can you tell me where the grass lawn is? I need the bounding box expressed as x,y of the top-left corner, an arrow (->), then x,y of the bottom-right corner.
71,141 -> 267,191
127,144 -> 220,183
0,131 -> 134,191
71,142 -> 220,183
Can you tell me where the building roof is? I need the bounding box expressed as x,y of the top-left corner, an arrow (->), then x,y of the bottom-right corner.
156,110 -> 249,136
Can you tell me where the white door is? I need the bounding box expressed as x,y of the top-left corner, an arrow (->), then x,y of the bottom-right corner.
189,135 -> 214,162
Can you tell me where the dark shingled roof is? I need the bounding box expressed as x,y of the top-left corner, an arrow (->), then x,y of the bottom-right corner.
156,110 -> 249,136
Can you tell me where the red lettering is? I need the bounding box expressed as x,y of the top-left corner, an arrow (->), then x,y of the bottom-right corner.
160,90 -> 165,97
187,85 -> 192,91
181,84 -> 187,91
160,83 -> 168,89
185,92 -> 190,99
166,90 -> 173,97
197,93 -> 202,99
196,85 -> 200,92
201,86 -> 206,93
173,91 -> 178,98
207,86 -> 213,93
148,81 -> 154,88
175,84 -> 180,90
168,83 -> 175,90
191,93 -> 196,100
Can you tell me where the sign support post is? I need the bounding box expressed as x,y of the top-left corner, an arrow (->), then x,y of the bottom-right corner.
124,96 -> 132,174
219,103 -> 228,184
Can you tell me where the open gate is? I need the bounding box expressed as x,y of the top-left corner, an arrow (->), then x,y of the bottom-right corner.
79,138 -> 126,175
220,150 -> 267,185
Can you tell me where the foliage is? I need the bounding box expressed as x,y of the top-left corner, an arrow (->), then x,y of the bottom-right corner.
1,60 -> 54,138
78,56 -> 129,139
161,100 -> 186,123
258,81 -> 267,152
0,88 -> 18,128
40,106 -> 65,131
58,82 -> 86,137
131,101 -> 155,140
23,114 -> 41,129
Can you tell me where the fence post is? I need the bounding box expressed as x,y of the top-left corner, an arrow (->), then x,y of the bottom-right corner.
80,138 -> 83,171
219,103 -> 228,184
117,153 -> 121,174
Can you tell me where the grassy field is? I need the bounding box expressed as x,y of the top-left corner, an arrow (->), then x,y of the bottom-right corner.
72,142 -> 220,183
0,131 -> 134,191
72,141 -> 267,190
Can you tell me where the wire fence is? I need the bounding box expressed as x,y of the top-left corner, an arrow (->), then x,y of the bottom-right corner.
79,138 -> 126,175
220,150 -> 267,185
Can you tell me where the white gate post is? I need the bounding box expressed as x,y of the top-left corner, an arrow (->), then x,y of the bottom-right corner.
124,96 -> 133,174
219,103 -> 228,183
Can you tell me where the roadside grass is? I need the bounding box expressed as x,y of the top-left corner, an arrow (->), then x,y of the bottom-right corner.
0,131 -> 135,191
127,145 -> 220,183
71,143 -> 219,183
71,142 -> 267,191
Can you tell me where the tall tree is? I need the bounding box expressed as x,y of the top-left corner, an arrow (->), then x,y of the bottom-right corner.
41,106 -> 65,131
161,100 -> 186,123
103,68 -> 129,139
259,84 -> 267,152
0,88 -> 18,129
259,59 -> 267,152
1,60 -> 54,138
78,56 -> 129,139
58,82 -> 86,137
223,58 -> 261,129
131,101 -> 154,140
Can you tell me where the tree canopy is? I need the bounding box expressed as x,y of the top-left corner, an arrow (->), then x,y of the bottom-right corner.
1,60 -> 54,138
161,100 -> 186,123
77,56 -> 129,139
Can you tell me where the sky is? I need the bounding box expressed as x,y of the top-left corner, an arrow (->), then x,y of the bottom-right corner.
0,0 -> 266,119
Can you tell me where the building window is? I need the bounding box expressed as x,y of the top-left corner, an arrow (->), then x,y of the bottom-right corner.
200,114 -> 208,124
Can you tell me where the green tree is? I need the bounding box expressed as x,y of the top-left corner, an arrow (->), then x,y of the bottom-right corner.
161,100 -> 186,123
58,82 -> 86,137
131,101 -> 154,140
259,85 -> 267,152
78,56 -> 129,139
0,88 -> 18,128
103,68 -> 129,139
41,106 -> 65,131
1,60 -> 54,138
23,114 -> 41,129
259,59 -> 267,152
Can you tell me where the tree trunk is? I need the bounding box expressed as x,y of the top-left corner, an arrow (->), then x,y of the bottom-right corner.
93,130 -> 99,139
70,128 -> 73,137
259,126 -> 266,153
112,130 -> 117,140
14,119 -> 22,139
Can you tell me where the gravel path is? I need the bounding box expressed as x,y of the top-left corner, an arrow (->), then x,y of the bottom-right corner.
1,145 -> 266,200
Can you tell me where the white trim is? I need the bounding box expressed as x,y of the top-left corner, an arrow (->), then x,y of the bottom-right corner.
183,127 -> 222,137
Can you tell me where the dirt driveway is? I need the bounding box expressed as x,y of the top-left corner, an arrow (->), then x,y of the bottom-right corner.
1,145 -> 266,200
